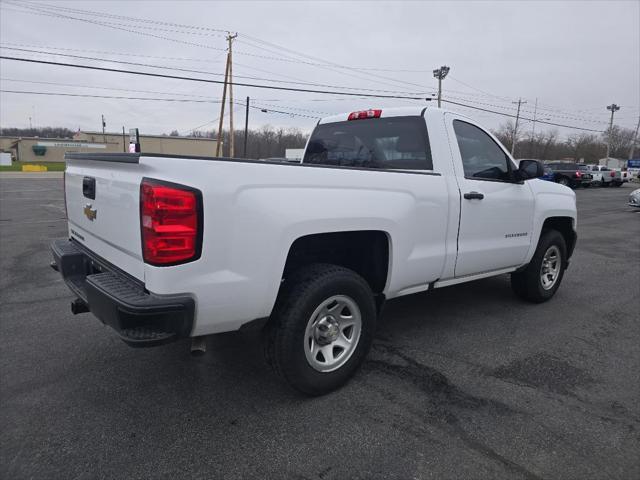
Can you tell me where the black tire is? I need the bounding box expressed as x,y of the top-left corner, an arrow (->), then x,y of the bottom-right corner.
602,181 -> 610,187
613,182 -> 622,187
583,183 -> 591,188
511,230 -> 567,303
264,263 -> 376,396
557,177 -> 570,187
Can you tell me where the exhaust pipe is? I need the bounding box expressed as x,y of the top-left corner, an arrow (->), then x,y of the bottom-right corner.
71,298 -> 89,315
190,336 -> 207,356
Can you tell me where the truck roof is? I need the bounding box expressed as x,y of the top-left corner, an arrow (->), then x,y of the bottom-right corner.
318,106 -> 433,125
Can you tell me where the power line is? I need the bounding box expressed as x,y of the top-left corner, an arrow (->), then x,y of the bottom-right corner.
1,77 -> 215,98
442,99 -> 604,133
8,0 -> 635,125
0,89 -> 221,103
0,56 -> 617,131
0,89 -> 320,119
0,41 -> 228,64
0,56 -> 432,100
8,0 -> 229,33
0,46 -> 431,95
3,1 -> 436,93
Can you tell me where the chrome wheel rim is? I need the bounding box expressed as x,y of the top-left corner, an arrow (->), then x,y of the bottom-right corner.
304,295 -> 362,373
540,245 -> 561,290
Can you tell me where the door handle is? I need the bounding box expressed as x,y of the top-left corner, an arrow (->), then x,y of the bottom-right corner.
463,191 -> 484,200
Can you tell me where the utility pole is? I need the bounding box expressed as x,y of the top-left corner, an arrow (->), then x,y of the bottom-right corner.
215,50 -> 230,157
243,96 -> 249,158
227,33 -> 237,157
629,115 -> 640,160
530,97 -> 538,158
215,32 -> 237,157
122,126 -> 126,152
432,65 -> 450,108
101,114 -> 106,142
511,98 -> 527,157
29,116 -> 32,129
606,103 -> 620,159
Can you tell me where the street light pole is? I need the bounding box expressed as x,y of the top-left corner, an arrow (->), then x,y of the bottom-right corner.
432,65 -> 450,108
606,103 -> 620,159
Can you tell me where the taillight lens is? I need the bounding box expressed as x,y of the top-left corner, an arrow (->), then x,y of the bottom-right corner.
348,109 -> 382,121
140,179 -> 202,266
610,171 -> 615,177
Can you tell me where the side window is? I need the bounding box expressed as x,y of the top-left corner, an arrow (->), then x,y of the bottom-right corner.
453,120 -> 511,181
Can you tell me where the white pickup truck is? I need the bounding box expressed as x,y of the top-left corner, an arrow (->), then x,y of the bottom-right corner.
51,107 -> 577,395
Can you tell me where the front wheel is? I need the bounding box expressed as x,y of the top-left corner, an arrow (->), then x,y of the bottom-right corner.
264,264 -> 376,396
511,230 -> 567,303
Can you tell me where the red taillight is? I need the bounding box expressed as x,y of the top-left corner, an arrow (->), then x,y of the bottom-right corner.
575,171 -> 582,178
140,179 -> 202,266
348,109 -> 382,121
610,171 -> 615,177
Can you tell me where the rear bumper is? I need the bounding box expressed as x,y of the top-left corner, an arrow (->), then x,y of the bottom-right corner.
51,239 -> 194,347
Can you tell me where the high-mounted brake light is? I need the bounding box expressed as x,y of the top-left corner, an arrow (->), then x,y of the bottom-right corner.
348,109 -> 382,121
140,179 -> 202,266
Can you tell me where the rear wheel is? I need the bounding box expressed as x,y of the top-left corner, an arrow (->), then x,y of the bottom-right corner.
557,177 -> 569,187
264,264 -> 376,396
511,230 -> 567,303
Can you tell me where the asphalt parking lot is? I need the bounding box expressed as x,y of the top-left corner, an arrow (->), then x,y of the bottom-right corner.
1,176 -> 638,480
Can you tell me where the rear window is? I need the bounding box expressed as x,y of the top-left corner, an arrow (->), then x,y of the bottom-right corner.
303,116 -> 433,170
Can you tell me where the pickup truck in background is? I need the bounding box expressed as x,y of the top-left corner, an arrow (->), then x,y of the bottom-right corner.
586,164 -> 622,187
547,162 -> 593,188
586,167 -> 604,186
51,107 -> 577,395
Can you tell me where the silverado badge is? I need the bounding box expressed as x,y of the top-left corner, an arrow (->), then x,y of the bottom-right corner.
84,204 -> 97,221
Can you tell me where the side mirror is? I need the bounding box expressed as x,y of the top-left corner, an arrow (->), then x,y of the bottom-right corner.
517,159 -> 544,180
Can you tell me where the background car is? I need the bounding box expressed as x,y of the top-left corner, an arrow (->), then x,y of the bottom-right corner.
547,162 -> 593,188
541,165 -> 555,182
586,167 -> 604,186
588,164 -> 622,187
618,169 -> 630,184
629,188 -> 640,208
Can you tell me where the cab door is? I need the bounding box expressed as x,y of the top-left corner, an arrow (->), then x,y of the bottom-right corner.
445,115 -> 535,277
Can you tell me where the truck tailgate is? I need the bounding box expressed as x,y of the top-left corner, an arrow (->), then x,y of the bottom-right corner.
65,154 -> 145,280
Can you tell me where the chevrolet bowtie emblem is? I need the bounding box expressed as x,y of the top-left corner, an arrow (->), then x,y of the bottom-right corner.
84,203 -> 97,221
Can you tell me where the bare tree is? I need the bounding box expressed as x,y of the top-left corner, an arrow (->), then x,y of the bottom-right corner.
603,126 -> 636,159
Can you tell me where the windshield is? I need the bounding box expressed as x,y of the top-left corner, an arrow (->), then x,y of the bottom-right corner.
303,116 -> 433,170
